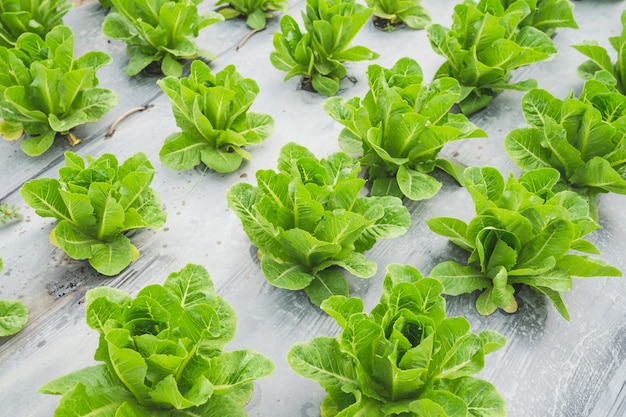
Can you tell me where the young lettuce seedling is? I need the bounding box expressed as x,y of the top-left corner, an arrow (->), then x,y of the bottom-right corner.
215,0 -> 288,30
270,0 -> 379,96
226,142 -> 410,305
427,0 -> 558,115
288,263 -> 507,417
324,57 -> 486,201
20,152 -> 167,276
0,25 -> 117,156
505,73 -> 626,220
102,0 -> 223,77
0,0 -> 72,48
40,264 -> 275,416
365,0 -> 430,30
157,60 -> 274,173
0,203 -> 20,224
427,167 -> 621,320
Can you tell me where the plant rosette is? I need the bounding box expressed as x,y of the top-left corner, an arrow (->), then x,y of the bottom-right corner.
0,25 -> 117,156
102,0 -> 224,77
20,152 -> 167,276
226,142 -> 411,305
157,60 -> 274,173
505,72 -> 626,220
288,263 -> 507,417
0,0 -> 72,48
427,166 -> 622,320
40,263 -> 275,416
270,0 -> 379,96
215,0 -> 288,30
324,57 -> 486,201
0,203 -> 20,225
427,0 -> 558,115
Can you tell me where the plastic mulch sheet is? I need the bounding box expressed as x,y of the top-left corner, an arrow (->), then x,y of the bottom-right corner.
1,1 -> 626,416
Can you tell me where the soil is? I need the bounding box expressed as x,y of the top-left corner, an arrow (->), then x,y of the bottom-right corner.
372,15 -> 404,31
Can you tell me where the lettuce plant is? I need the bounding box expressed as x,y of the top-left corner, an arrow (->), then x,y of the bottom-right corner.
324,58 -> 486,201
20,152 -> 167,276
574,10 -> 626,95
270,0 -> 379,96
288,263 -> 507,417
427,167 -> 621,320
505,73 -> 626,220
102,0 -> 223,77
227,142 -> 410,305
40,263 -> 275,416
0,25 -> 117,156
215,0 -> 288,30
157,60 -> 274,173
365,0 -> 430,30
0,258 -> 29,337
427,0 -> 557,115
0,0 -> 72,47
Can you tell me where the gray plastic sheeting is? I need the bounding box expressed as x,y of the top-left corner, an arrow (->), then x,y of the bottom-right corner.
1,0 -> 626,416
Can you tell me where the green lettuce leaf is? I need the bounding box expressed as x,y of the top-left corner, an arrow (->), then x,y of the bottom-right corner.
21,152 -> 166,276
0,26 -> 116,156
288,264 -> 506,416
505,77 -> 626,217
270,0 -> 378,96
227,142 -> 410,305
42,264 -> 274,414
0,298 -> 28,336
216,0 -> 288,29
158,61 -> 273,173
427,166 -> 621,319
427,1 -> 559,114
103,0 -> 223,76
0,0 -> 72,48
325,57 -> 486,201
